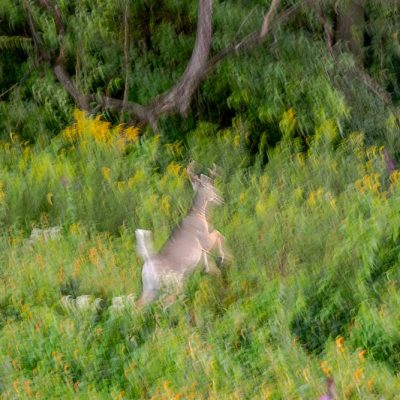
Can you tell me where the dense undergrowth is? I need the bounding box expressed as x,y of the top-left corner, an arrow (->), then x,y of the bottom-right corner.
0,111 -> 400,398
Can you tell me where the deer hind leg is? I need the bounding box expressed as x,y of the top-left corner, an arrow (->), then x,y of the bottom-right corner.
136,290 -> 158,308
135,260 -> 160,308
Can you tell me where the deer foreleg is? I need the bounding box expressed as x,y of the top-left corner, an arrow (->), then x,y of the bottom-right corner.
207,230 -> 232,265
203,251 -> 221,276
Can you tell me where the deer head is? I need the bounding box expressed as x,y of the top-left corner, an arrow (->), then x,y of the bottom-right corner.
187,161 -> 223,205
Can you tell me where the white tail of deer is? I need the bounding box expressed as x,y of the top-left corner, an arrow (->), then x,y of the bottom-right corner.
135,161 -> 230,307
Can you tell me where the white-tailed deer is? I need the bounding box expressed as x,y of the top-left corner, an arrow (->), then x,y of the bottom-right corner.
135,161 -> 230,307
60,163 -> 229,313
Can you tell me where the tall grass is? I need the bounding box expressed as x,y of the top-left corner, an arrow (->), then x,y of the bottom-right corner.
0,111 -> 399,398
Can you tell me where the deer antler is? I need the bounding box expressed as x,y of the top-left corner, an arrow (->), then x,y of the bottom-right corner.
208,163 -> 218,179
187,160 -> 200,183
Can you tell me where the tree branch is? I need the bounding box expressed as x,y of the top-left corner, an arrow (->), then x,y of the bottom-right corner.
27,0 -> 293,128
260,0 -> 281,39
89,94 -> 147,121
53,64 -> 90,111
145,0 -> 213,119
32,0 -> 90,111
207,2 -> 298,70
0,65 -> 36,100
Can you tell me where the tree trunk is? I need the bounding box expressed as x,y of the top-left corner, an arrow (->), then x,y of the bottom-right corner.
336,0 -> 366,64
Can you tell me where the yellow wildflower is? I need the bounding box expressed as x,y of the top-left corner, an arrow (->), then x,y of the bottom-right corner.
23,380 -> 32,396
336,336 -> 345,351
161,195 -> 171,216
47,192 -> 53,206
302,368 -> 310,382
88,247 -> 99,266
307,191 -> 316,207
69,223 -> 81,235
0,181 -> 5,202
149,194 -> 158,207
358,349 -> 367,362
294,187 -> 303,200
296,152 -> 305,167
117,181 -> 125,192
320,361 -> 332,377
73,258 -> 82,277
124,126 -> 139,141
167,162 -> 181,177
355,179 -> 365,193
280,107 -> 296,135
13,379 -> 20,394
259,175 -> 269,188
102,167 -> 111,181
354,367 -> 364,383
128,169 -> 145,187
390,170 -> 400,188
316,119 -> 338,141
63,125 -> 78,141
255,199 -> 266,216
366,145 -> 378,159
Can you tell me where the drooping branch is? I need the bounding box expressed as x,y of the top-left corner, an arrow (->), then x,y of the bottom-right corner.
207,2 -> 298,70
29,0 -> 90,111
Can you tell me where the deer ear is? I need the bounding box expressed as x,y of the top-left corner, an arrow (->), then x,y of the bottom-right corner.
187,160 -> 200,189
190,176 -> 201,190
208,163 -> 218,179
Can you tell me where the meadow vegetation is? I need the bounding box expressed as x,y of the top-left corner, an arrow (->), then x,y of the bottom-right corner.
0,110 -> 399,398
1,0 -> 400,398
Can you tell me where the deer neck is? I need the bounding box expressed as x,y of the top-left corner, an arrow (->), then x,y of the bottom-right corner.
190,193 -> 209,219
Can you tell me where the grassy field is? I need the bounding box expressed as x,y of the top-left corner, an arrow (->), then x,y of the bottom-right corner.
0,111 -> 399,398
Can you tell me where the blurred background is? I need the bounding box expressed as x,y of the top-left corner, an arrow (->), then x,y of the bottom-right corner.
0,1 -> 399,398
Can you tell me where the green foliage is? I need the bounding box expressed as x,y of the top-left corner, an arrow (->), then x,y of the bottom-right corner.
0,1 -> 400,397
0,36 -> 32,51
0,112 -> 399,397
